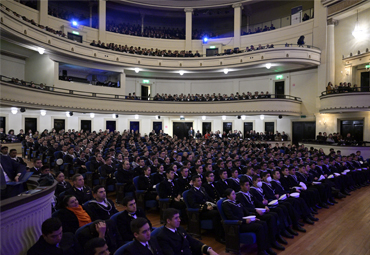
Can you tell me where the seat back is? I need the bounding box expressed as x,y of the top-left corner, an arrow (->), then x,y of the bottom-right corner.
217,198 -> 227,220
182,190 -> 190,208
114,241 -> 133,255
75,222 -> 93,239
151,226 -> 163,238
110,211 -> 125,225
133,176 -> 140,190
85,161 -> 91,172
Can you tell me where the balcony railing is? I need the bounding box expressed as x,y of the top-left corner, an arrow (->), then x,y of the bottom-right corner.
1,75 -> 302,102
320,86 -> 370,96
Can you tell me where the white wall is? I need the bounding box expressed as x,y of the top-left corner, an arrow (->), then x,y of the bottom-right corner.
0,55 -> 25,80
334,8 -> 370,84
1,107 -> 300,138
25,53 -> 55,86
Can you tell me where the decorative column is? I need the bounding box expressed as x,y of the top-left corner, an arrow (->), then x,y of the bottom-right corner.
141,14 -> 145,34
184,8 -> 193,51
38,0 -> 48,26
327,18 -> 336,84
98,0 -> 106,42
232,3 -> 243,49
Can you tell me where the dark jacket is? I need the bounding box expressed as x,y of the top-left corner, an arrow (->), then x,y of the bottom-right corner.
57,206 -> 93,233
76,219 -> 123,254
86,198 -> 118,221
116,208 -> 152,242
123,238 -> 163,255
27,236 -> 63,255
64,186 -> 93,205
157,226 -> 209,255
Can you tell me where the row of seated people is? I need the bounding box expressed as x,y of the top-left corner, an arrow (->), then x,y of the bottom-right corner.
89,39 -> 274,58
151,91 -> 272,101
326,82 -> 369,94
315,132 -> 364,145
28,151 -> 370,255
1,4 -> 67,38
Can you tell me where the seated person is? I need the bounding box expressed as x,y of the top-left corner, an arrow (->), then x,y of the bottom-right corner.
99,157 -> 117,186
215,169 -> 232,196
138,166 -> 158,201
77,220 -> 123,254
27,218 -> 63,255
54,171 -> 72,197
87,185 -> 118,221
30,158 -> 43,175
0,153 -> 27,199
38,165 -> 55,186
222,189 -> 276,255
158,168 -> 186,216
9,149 -> 27,166
117,196 -> 152,242
65,174 -> 93,205
157,208 -> 218,255
116,160 -> 135,194
202,171 -> 221,204
176,166 -> 192,195
152,164 -> 165,185
57,195 -> 93,233
84,237 -> 109,255
187,175 -> 224,243
123,217 -> 163,255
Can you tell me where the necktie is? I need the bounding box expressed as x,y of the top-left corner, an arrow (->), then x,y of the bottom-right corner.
146,243 -> 153,254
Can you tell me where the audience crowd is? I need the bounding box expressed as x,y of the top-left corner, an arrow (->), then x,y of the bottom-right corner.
1,126 -> 370,255
315,132 -> 364,145
325,81 -> 369,94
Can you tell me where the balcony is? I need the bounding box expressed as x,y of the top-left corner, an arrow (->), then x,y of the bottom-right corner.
0,7 -> 321,74
319,88 -> 370,113
0,80 -> 302,116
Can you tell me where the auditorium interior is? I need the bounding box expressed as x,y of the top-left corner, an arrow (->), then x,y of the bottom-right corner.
0,0 -> 370,254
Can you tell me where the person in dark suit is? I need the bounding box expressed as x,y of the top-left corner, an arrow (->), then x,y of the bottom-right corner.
87,185 -> 118,221
214,169 -> 232,197
187,175 -> 224,243
222,189 -> 276,255
76,219 -> 123,254
188,127 -> 194,138
157,208 -> 218,255
29,158 -> 43,175
1,154 -> 27,199
202,171 -> 221,204
27,218 -> 64,255
116,160 -> 135,193
152,164 -> 165,185
116,196 -> 152,242
228,168 -> 241,192
64,174 -> 93,205
9,149 -> 27,166
123,217 -> 163,255
176,166 -> 192,195
138,166 -> 158,201
84,237 -> 109,255
99,157 -> 116,186
54,171 -> 72,197
158,168 -> 186,215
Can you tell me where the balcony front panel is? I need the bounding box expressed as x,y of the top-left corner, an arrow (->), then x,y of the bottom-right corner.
320,92 -> 370,113
1,82 -> 302,116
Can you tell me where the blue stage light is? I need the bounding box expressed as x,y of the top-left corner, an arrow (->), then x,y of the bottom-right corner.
203,37 -> 208,43
71,21 -> 78,27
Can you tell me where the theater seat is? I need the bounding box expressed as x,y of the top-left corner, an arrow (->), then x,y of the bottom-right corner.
182,190 -> 213,239
216,198 -> 256,253
114,241 -> 133,255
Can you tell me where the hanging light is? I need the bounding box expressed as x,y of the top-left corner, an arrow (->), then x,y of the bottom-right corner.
90,113 -> 95,118
260,115 -> 265,120
112,114 -> 117,119
223,69 -> 229,74
135,114 -> 139,119
222,116 -> 226,120
266,63 -> 272,69
241,115 -> 246,120
179,71 -> 185,76
134,68 -> 140,73
352,10 -> 365,40
202,116 -> 206,120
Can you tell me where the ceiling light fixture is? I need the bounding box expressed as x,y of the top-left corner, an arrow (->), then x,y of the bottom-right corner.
135,114 -> 139,119
222,116 -> 226,120
179,71 -> 185,76
241,115 -> 246,120
202,116 -> 206,120
40,110 -> 47,116
38,47 -> 45,55
223,69 -> 229,74
266,63 -> 272,69
260,115 -> 265,120
134,68 -> 140,73
90,113 -> 95,118
352,10 -> 364,40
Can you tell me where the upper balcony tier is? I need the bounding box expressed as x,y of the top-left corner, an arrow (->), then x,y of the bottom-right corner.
0,80 -> 302,116
319,88 -> 370,113
0,6 -> 321,74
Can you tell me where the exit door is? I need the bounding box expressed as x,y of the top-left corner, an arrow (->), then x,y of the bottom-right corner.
275,81 -> 285,98
141,85 -> 150,100
173,122 -> 193,139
